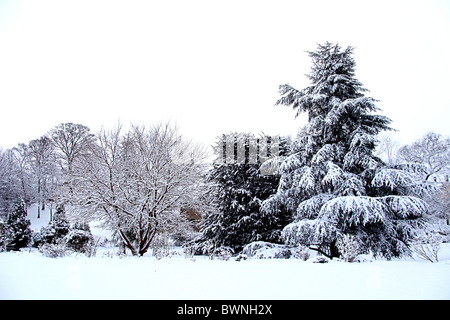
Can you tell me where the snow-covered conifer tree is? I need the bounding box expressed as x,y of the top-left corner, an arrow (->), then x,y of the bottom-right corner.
3,200 -> 32,250
197,133 -> 290,252
262,42 -> 431,259
35,205 -> 70,246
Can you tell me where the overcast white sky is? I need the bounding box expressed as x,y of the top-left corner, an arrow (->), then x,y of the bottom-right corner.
0,0 -> 449,150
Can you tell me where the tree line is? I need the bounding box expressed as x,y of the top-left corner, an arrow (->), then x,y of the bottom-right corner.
1,42 -> 449,259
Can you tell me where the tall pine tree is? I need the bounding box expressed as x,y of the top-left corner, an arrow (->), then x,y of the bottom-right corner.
262,42 -> 431,259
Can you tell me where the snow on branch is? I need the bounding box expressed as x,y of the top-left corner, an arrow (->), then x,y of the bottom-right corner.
295,193 -> 335,220
371,168 -> 415,191
312,144 -> 336,165
322,161 -> 344,187
282,219 -> 316,246
318,196 -> 386,226
297,166 -> 316,192
378,195 -> 427,219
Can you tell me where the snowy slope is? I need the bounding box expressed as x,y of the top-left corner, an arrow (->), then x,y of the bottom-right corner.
26,203 -> 52,231
26,203 -> 112,240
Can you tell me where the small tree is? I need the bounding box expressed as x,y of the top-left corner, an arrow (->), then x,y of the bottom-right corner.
34,205 -> 70,247
411,231 -> 442,263
4,201 -> 32,250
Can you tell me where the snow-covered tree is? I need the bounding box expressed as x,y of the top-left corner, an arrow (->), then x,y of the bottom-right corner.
34,205 -> 71,247
0,148 -> 21,215
49,123 -> 95,202
398,132 -> 450,234
69,123 -> 207,256
196,133 -> 290,252
262,42 -> 430,259
10,144 -> 34,210
28,135 -> 57,218
3,200 -> 32,251
374,133 -> 400,166
398,132 -> 449,183
49,123 -> 96,175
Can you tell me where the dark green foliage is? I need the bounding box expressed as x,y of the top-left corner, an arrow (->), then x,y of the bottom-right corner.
65,222 -> 94,253
198,133 -> 291,252
202,163 -> 285,252
3,201 -> 32,250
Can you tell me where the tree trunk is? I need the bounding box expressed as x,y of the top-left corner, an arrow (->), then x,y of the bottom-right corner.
138,228 -> 157,256
330,240 -> 340,259
118,229 -> 138,256
37,180 -> 41,219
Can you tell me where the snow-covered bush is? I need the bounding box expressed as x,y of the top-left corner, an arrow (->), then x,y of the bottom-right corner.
33,207 -> 96,257
183,244 -> 196,259
241,241 -> 292,259
411,231 -> 443,263
291,245 -> 310,261
65,222 -> 94,254
33,205 -> 70,247
212,246 -> 234,260
311,256 -> 330,263
39,242 -> 68,258
152,233 -> 171,259
336,234 -> 360,262
196,239 -> 218,259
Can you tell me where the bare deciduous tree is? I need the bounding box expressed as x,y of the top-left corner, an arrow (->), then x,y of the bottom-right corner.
49,122 -> 95,174
375,133 -> 400,165
28,136 -> 55,218
70,123 -> 207,256
398,132 -> 450,227
11,144 -> 33,209
398,132 -> 449,182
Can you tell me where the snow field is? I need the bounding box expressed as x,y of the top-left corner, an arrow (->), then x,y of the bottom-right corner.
1,201 -> 449,300
1,247 -> 449,300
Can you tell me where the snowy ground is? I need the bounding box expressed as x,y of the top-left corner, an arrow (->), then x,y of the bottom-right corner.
0,205 -> 449,300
